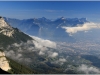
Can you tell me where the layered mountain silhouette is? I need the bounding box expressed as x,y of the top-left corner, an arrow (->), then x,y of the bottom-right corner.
4,17 -> 88,41
1,16 -> 99,74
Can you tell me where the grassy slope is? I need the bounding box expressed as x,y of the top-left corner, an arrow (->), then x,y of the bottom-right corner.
0,28 -> 33,48
6,57 -> 37,74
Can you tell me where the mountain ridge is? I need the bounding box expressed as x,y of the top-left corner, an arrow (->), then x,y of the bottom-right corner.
0,16 -> 33,49
1,16 -> 100,74
4,17 -> 88,41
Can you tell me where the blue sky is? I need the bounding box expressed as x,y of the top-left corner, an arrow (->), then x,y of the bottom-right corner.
0,1 -> 100,22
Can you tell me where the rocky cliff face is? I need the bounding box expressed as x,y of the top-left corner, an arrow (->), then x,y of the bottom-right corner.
0,17 -> 14,37
0,51 -> 11,71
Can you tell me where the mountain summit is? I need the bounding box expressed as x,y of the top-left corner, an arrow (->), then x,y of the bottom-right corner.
0,16 -> 33,48
0,16 -> 14,37
4,17 -> 89,41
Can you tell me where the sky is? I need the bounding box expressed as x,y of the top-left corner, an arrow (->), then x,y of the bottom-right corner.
0,1 -> 100,22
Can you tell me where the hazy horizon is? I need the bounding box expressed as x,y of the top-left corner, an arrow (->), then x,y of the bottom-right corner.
0,1 -> 100,23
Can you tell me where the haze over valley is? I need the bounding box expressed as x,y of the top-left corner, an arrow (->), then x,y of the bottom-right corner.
0,1 -> 100,74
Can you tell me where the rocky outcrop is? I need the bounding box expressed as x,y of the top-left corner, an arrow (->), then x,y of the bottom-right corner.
0,51 -> 11,71
0,17 -> 14,37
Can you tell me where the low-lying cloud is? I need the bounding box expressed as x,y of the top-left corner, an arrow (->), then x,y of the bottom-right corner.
78,64 -> 100,74
59,58 -> 66,62
49,52 -> 58,58
5,35 -> 58,63
51,58 -> 67,65
62,22 -> 100,35
30,36 -> 57,56
30,36 -> 56,49
4,50 -> 23,61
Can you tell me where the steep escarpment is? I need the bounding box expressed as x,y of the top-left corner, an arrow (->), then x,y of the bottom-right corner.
0,16 -> 33,48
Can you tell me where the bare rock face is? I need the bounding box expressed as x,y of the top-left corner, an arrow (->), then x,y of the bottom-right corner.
0,17 -> 14,37
0,51 -> 11,71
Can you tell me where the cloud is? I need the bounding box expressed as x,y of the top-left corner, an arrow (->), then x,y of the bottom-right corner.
51,58 -> 66,65
30,35 -> 56,49
62,22 -> 100,35
78,64 -> 100,74
39,51 -> 45,55
4,50 -> 23,61
50,52 -> 58,58
5,35 -> 57,63
30,36 -> 57,56
59,58 -> 66,62
48,51 -> 58,58
58,58 -> 67,65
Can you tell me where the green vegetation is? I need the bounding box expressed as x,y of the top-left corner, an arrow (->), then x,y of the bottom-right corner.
13,28 -> 33,43
6,57 -> 36,74
0,28 -> 33,48
82,55 -> 100,68
0,49 -> 4,52
0,50 -> 37,74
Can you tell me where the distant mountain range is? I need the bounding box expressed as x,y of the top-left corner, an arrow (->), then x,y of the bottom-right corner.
0,16 -> 100,74
0,16 -> 69,74
4,17 -> 89,42
0,16 -> 85,74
